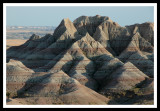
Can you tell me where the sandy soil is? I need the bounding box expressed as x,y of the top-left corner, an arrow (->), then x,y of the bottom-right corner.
6,98 -> 27,105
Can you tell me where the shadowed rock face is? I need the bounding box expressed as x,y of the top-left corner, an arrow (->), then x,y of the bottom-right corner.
16,70 -> 110,104
6,15 -> 154,105
6,59 -> 34,96
100,62 -> 148,91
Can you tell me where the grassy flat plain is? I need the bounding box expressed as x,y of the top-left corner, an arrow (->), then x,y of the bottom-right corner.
6,39 -> 27,49
7,26 -> 55,39
6,26 -> 55,48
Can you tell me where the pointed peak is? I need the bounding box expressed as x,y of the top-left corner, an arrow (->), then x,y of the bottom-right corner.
53,17 -> 77,40
123,61 -> 134,67
85,32 -> 90,36
60,18 -> 72,25
57,18 -> 77,31
81,32 -> 94,40
132,32 -> 141,39
63,18 -> 70,21
95,14 -> 101,17
29,34 -> 40,40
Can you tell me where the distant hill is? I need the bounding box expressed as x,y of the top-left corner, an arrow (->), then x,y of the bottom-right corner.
6,26 -> 56,39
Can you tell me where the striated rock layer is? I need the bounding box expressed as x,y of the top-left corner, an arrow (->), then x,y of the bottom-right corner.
6,15 -> 154,105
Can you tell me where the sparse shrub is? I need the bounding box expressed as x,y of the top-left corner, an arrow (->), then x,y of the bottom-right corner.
6,92 -> 10,99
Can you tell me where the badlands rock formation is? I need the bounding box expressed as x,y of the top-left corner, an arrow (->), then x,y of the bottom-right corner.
7,15 -> 154,105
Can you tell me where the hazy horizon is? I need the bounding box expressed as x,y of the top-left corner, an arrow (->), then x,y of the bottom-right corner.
6,6 -> 154,27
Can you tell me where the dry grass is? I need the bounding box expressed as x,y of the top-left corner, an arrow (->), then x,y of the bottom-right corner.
7,39 -> 27,47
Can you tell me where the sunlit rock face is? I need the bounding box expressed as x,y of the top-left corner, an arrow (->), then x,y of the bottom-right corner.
6,15 -> 154,105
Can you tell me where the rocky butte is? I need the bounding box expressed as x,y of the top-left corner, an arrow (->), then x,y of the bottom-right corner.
6,15 -> 154,105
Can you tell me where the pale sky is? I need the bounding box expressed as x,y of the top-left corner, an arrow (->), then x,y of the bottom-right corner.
6,6 -> 154,27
